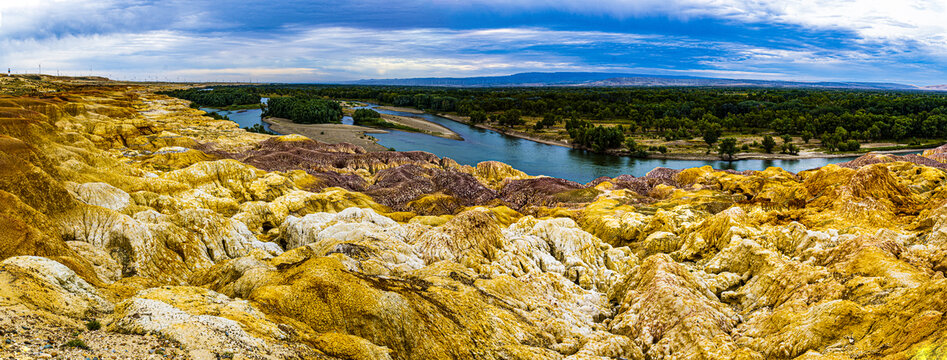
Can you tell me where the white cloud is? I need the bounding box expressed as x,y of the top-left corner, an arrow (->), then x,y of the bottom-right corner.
1,0 -> 945,83
446,0 -> 947,49
0,26 -> 690,81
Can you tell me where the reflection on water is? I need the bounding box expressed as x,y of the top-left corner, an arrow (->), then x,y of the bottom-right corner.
201,98 -> 277,134
209,102 -> 917,184
364,104 -> 875,183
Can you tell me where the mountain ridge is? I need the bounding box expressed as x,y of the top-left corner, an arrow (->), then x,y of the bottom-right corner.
349,71 -> 927,90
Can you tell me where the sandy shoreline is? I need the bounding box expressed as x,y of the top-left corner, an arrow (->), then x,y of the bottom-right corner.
268,105 -> 940,161
435,113 -> 936,161
376,105 -> 425,114
439,113 -> 571,147
379,113 -> 463,140
628,147 -> 926,161
263,117 -> 389,151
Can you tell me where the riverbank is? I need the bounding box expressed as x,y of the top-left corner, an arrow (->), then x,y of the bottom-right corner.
379,113 -> 463,140
262,117 -> 389,151
435,112 -> 937,161
377,105 -> 425,114
439,113 -> 571,147
609,147 -> 927,161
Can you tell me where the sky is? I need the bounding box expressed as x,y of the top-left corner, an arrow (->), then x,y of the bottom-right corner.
0,0 -> 945,85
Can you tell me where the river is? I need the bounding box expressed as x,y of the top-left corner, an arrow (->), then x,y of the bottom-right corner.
362,105 -> 873,183
200,98 -> 276,133
205,102 -> 891,184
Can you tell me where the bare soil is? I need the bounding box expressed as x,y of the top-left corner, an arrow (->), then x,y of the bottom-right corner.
263,117 -> 389,151
379,113 -> 462,140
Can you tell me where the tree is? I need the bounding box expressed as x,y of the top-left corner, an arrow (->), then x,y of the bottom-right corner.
161,88 -> 261,107
923,114 -> 947,138
838,139 -> 861,151
821,131 -> 842,151
567,121 -> 624,152
702,123 -> 722,154
781,143 -> 799,155
537,113 -> 561,129
469,110 -> 487,124
625,137 -> 649,158
801,131 -> 813,144
761,135 -> 776,153
890,117 -> 910,140
262,96 -> 342,124
352,108 -> 381,125
498,110 -> 524,127
866,124 -> 882,140
718,137 -> 738,161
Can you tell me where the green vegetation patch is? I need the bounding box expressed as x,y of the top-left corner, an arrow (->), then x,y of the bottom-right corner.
162,85 -> 947,155
353,108 -> 422,132
263,96 -> 342,124
160,88 -> 260,107
64,339 -> 89,350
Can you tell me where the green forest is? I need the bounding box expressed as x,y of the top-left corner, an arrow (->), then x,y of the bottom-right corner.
159,88 -> 260,108
261,96 -> 343,124
165,85 -> 947,156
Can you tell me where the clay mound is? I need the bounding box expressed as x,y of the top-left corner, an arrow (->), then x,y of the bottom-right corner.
847,164 -> 919,210
603,172 -> 681,196
473,161 -> 530,188
925,152 -> 947,164
923,143 -> 947,156
5,80 -> 947,360
838,153 -> 947,169
366,164 -> 498,213
499,177 -> 591,209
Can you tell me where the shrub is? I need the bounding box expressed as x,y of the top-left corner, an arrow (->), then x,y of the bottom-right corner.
718,137 -> 738,160
624,138 -> 649,158
761,136 -> 776,153
244,124 -> 275,135
85,319 -> 101,331
64,339 -> 89,350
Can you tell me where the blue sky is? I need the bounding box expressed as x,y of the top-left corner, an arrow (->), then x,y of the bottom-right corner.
1,0 -> 945,85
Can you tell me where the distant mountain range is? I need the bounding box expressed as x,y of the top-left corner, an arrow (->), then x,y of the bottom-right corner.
349,72 -> 943,91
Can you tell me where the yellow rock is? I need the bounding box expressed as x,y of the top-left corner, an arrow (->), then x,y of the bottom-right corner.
3,80 -> 947,360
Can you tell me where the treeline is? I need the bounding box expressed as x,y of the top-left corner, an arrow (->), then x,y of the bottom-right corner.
262,96 -> 342,124
159,88 -> 260,107
242,85 -> 947,141
565,119 -> 624,152
178,85 -> 947,153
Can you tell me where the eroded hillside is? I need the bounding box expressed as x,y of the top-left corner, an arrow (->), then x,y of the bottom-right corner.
2,78 -> 947,359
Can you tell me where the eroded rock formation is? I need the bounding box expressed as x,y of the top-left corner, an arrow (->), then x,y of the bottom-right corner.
1,79 -> 947,359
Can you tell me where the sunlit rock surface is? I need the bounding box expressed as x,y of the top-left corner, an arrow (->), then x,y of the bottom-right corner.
1,80 -> 947,359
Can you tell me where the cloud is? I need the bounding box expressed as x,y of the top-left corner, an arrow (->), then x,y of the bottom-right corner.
0,24 -> 936,83
1,1 -> 945,84
446,0 -> 947,50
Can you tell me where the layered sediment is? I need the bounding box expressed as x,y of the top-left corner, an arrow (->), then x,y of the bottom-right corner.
2,79 -> 947,359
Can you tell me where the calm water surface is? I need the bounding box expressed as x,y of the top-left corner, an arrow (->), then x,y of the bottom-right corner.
362,104 -> 870,183
201,98 -> 276,133
207,102 -> 897,183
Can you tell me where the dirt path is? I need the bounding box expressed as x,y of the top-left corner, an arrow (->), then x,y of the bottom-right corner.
263,117 -> 389,151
